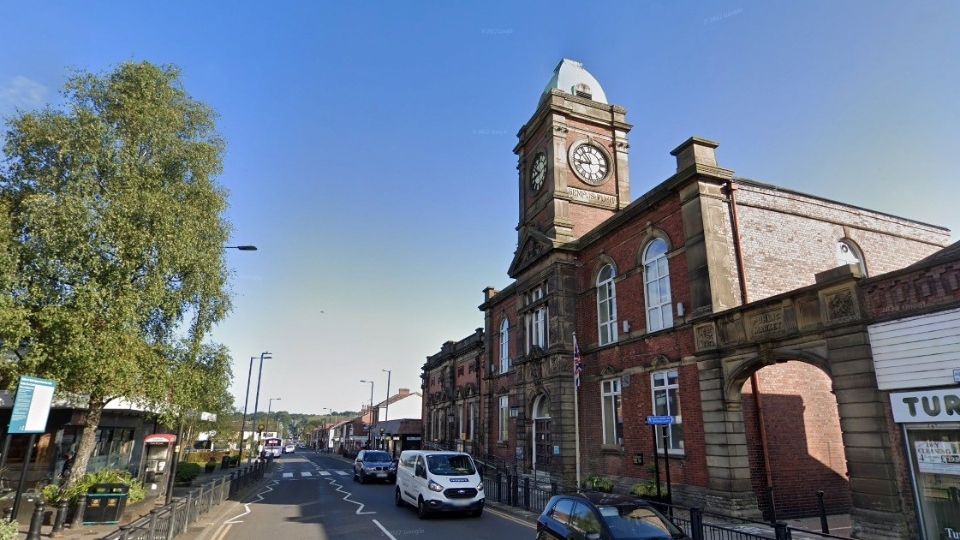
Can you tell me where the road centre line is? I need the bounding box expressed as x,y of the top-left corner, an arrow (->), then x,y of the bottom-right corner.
372,519 -> 398,540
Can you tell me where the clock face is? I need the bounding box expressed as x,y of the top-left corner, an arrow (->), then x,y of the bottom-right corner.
571,143 -> 609,184
530,152 -> 547,192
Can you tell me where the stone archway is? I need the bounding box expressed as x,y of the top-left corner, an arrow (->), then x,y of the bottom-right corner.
693,273 -> 911,540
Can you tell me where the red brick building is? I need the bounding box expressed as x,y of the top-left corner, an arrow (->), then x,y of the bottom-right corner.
420,59 -> 951,537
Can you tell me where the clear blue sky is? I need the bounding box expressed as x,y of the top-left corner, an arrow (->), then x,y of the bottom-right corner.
2,1 -> 958,415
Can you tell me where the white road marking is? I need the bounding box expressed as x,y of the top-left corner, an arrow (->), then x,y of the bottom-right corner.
487,507 -> 536,529
282,472 -> 293,478
327,477 -> 375,515
334,470 -> 349,476
372,519 -> 398,539
319,471 -> 331,476
301,472 -> 313,477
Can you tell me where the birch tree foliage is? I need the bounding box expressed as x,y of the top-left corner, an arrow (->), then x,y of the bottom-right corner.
0,61 -> 234,483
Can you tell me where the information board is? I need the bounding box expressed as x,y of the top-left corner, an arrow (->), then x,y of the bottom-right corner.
9,376 -> 57,434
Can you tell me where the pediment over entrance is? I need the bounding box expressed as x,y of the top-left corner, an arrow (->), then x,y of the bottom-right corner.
508,227 -> 559,277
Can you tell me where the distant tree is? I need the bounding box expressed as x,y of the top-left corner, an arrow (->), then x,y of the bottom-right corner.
0,61 -> 233,488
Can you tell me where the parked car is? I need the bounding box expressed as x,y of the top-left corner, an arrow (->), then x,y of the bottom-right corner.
536,492 -> 690,540
395,450 -> 484,518
353,450 -> 397,483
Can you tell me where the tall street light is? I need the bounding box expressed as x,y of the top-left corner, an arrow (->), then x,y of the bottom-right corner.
382,369 -> 391,451
237,356 -> 258,463
250,351 -> 272,460
169,244 -> 256,503
360,380 -> 374,448
268,397 -> 282,437
322,407 -> 333,452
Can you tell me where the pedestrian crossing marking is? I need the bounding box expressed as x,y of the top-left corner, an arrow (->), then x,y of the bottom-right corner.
335,470 -> 349,476
319,471 -> 331,476
282,472 -> 293,478
301,472 -> 313,477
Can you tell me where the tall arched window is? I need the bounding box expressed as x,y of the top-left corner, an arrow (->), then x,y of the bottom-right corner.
499,319 -> 510,373
643,238 -> 673,332
837,239 -> 867,276
597,264 -> 618,346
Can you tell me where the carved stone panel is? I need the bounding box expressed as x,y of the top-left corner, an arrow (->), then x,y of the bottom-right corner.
819,284 -> 861,325
695,322 -> 718,351
745,307 -> 785,341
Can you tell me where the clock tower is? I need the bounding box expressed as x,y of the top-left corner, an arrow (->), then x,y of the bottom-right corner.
509,59 -> 632,278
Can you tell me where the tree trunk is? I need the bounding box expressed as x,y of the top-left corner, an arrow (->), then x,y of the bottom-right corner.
64,399 -> 105,489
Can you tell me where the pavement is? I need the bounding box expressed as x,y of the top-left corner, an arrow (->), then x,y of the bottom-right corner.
12,460 -> 271,540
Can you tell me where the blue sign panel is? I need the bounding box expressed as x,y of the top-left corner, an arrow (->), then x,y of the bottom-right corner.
646,415 -> 674,426
9,376 -> 57,434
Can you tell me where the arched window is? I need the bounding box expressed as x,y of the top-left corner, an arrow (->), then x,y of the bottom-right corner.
597,264 -> 618,345
534,394 -> 552,418
643,238 -> 673,332
837,240 -> 867,276
499,319 -> 510,373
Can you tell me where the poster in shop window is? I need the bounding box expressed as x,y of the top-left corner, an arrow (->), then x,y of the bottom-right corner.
914,440 -> 960,475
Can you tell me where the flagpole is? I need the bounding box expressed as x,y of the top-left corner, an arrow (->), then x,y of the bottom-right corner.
573,333 -> 582,490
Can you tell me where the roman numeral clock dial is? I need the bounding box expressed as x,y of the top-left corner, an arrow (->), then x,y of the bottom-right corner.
571,143 -> 609,185
530,152 -> 547,192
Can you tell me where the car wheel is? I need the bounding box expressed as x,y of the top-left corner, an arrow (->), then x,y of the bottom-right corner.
471,507 -> 483,518
395,487 -> 405,507
417,497 -> 430,520
535,532 -> 550,540
352,470 -> 358,482
358,471 -> 366,484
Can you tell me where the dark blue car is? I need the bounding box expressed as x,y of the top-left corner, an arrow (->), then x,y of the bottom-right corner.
536,492 -> 689,540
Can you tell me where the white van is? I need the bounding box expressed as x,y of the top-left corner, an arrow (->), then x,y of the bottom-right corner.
395,450 -> 484,518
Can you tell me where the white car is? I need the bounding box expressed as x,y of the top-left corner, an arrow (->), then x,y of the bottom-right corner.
284,444 -> 296,454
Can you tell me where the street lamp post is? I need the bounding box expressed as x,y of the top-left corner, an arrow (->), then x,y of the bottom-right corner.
322,407 -> 333,452
237,356 -> 257,464
250,351 -> 272,460
224,245 -> 258,251
268,397 -> 281,432
382,370 -> 391,450
360,380 -> 374,449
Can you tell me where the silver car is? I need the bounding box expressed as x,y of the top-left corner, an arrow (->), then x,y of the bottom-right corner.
353,450 -> 397,483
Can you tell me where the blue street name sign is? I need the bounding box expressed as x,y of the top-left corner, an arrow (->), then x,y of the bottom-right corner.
10,376 -> 57,434
646,415 -> 674,426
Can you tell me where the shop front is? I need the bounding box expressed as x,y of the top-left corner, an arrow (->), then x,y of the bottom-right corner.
890,387 -> 960,539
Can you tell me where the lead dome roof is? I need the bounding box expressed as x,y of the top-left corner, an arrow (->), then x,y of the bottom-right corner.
542,59 -> 608,104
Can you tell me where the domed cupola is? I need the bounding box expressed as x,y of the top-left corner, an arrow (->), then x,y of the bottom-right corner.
541,58 -> 608,104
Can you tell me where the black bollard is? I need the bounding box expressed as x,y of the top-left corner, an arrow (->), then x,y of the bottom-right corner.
817,490 -> 830,534
69,494 -> 87,529
50,499 -> 69,537
2,507 -> 11,522
26,499 -> 44,540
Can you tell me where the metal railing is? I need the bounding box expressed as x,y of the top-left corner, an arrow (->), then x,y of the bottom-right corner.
474,462 -> 851,540
97,462 -> 265,540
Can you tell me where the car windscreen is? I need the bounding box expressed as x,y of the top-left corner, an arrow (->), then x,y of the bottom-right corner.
425,454 -> 476,476
364,452 -> 391,462
596,504 -> 684,539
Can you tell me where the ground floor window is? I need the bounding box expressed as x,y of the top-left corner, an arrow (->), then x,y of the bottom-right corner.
499,396 -> 509,442
905,425 -> 960,539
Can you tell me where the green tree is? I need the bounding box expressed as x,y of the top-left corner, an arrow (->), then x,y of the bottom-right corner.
0,61 -> 233,488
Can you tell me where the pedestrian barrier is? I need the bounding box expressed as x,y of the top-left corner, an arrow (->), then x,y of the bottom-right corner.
95,460 -> 265,540
476,462 -> 851,540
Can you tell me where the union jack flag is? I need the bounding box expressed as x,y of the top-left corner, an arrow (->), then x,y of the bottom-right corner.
573,334 -> 582,389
